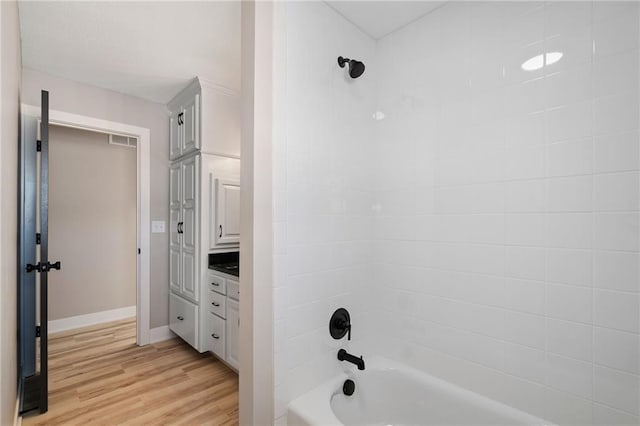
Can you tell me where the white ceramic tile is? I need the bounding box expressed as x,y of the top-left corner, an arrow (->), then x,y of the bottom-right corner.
504,311 -> 546,350
594,327 -> 640,374
471,183 -> 505,213
504,343 -> 546,384
593,131 -> 640,173
546,353 -> 593,399
593,250 -> 640,293
505,180 -> 546,213
505,77 -> 546,116
593,172 -> 639,212
505,41 -> 546,84
594,93 -> 640,136
592,51 -> 639,99
546,248 -> 592,287
505,246 -> 545,281
594,212 -> 640,252
505,144 -> 546,180
593,13 -> 640,58
470,214 -> 505,245
594,289 -> 640,333
593,1 -> 640,23
505,112 -> 545,148
546,282 -> 592,323
276,2 -> 640,422
546,101 -> 592,144
546,213 -> 592,249
506,214 -> 546,246
547,318 -> 592,361
543,387 -> 594,426
594,365 -> 640,415
547,139 -> 593,177
544,33 -> 592,76
592,403 -> 640,426
546,175 -> 592,212
470,244 -> 505,276
503,5 -> 545,49
545,65 -> 592,108
504,278 -> 546,315
545,1 -> 591,39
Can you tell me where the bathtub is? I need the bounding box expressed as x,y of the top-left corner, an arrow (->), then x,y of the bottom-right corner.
287,356 -> 551,426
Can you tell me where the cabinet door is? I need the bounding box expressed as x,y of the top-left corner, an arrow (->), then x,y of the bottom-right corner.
225,298 -> 239,370
182,94 -> 200,156
214,179 -> 240,245
169,293 -> 198,350
169,162 -> 182,294
181,155 -> 199,302
169,110 -> 182,160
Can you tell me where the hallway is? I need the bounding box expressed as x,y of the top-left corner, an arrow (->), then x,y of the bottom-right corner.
22,319 -> 238,425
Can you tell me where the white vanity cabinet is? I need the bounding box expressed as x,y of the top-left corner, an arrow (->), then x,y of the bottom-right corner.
168,154 -> 240,352
207,269 -> 240,371
168,76 -> 241,355
211,179 -> 240,247
168,77 -> 240,161
225,293 -> 240,370
169,93 -> 200,160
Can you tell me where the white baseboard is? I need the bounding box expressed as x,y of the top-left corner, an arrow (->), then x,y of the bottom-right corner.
48,305 -> 136,334
149,325 -> 175,344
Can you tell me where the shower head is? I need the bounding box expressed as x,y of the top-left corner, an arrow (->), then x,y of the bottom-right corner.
338,56 -> 365,79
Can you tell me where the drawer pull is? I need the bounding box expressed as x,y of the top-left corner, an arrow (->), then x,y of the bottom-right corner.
211,302 -> 220,307
211,282 -> 219,286
177,316 -> 184,321
211,333 -> 220,339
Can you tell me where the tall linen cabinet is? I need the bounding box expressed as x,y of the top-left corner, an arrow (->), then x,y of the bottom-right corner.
167,78 -> 240,353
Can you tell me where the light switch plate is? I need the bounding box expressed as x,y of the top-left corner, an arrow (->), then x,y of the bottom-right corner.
151,221 -> 166,233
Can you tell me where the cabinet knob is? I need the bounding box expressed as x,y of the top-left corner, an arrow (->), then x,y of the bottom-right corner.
177,316 -> 184,321
211,333 -> 220,339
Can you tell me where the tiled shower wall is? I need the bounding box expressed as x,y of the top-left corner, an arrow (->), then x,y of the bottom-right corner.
373,2 -> 640,424
272,2 -> 377,423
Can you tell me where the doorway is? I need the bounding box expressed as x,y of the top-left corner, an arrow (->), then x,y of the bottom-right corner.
47,125 -> 137,333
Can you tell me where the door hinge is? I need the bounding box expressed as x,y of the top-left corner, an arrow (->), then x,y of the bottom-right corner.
36,140 -> 42,152
35,325 -> 41,338
36,233 -> 41,245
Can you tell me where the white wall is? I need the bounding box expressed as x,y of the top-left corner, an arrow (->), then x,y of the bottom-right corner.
271,2 -> 377,422
373,2 -> 640,424
0,0 -> 22,423
273,1 -> 640,424
48,125 -> 136,321
21,69 -> 170,328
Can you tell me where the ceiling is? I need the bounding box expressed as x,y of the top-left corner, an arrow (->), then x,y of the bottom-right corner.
326,1 -> 445,39
18,1 -> 241,104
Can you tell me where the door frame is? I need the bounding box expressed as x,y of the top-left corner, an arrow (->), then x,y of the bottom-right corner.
22,104 -> 151,346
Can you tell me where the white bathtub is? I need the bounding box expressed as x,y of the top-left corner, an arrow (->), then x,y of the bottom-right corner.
287,356 -> 551,426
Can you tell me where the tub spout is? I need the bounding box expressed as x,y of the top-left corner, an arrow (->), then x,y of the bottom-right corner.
337,349 -> 365,370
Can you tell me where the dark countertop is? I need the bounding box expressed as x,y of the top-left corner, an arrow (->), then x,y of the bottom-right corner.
208,251 -> 239,278
208,264 -> 239,278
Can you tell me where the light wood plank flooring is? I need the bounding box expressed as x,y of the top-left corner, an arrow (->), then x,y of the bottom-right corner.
23,318 -> 238,425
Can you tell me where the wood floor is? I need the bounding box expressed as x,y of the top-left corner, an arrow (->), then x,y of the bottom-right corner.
22,318 -> 238,425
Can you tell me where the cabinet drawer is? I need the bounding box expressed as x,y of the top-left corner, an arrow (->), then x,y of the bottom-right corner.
208,290 -> 226,318
208,312 -> 226,359
227,279 -> 239,301
208,271 -> 226,295
169,293 -> 198,349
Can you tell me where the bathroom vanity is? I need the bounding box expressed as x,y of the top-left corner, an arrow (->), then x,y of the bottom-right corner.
167,77 -> 241,369
207,252 -> 240,371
